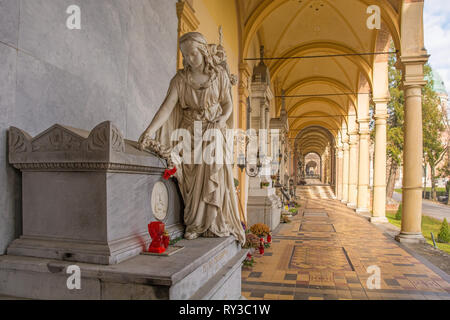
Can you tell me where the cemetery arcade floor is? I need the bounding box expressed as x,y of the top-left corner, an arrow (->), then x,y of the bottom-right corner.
241,186 -> 450,300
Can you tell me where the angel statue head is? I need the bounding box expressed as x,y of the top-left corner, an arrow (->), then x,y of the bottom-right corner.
179,32 -> 215,74
179,32 -> 237,85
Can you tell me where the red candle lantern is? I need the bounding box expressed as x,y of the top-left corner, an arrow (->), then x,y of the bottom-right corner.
259,237 -> 265,255
148,221 -> 166,254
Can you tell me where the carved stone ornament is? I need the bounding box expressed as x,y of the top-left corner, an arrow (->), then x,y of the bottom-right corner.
151,181 -> 169,221
87,121 -> 125,153
9,121 -> 165,173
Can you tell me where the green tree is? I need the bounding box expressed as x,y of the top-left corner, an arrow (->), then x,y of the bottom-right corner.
386,46 -> 404,199
437,218 -> 450,243
422,64 -> 447,201
437,115 -> 449,204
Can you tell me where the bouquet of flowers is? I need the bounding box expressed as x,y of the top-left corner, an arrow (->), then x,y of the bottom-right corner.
243,233 -> 260,249
249,223 -> 270,237
242,252 -> 255,267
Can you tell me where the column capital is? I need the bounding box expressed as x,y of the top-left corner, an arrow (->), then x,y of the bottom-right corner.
357,117 -> 370,124
403,81 -> 427,92
238,68 -> 251,96
176,1 -> 200,30
399,55 -> 429,66
239,62 -> 251,79
372,97 -> 390,104
399,55 -> 430,88
348,134 -> 359,145
359,129 -> 371,136
343,142 -> 349,150
342,135 -> 349,143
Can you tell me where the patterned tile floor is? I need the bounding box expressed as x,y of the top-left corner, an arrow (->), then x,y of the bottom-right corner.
242,185 -> 450,300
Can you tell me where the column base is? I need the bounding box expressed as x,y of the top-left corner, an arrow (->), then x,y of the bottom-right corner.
395,232 -> 426,244
356,208 -> 369,214
346,203 -> 356,209
369,216 -> 389,223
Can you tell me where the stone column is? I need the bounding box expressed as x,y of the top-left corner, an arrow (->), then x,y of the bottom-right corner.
259,101 -> 266,131
265,106 -> 270,159
247,60 -> 280,231
341,137 -> 350,203
294,151 -> 298,185
356,119 -> 370,213
280,137 -> 286,185
347,132 -> 359,208
336,147 -> 344,200
331,147 -> 336,190
238,62 -> 251,222
371,99 -> 389,223
395,57 -> 428,243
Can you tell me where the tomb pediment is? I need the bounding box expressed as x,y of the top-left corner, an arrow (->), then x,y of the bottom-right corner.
9,121 -> 165,173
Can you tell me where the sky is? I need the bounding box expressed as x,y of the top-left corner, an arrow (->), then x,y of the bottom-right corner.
424,0 -> 450,93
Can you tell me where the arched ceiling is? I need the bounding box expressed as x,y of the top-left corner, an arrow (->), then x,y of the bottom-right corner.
238,0 -> 400,151
306,161 -> 318,169
294,125 -> 335,156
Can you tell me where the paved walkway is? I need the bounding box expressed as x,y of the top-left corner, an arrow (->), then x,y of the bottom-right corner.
242,186 -> 450,300
393,192 -> 450,222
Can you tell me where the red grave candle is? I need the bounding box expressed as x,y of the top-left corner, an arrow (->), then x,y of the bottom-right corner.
259,237 -> 265,255
148,221 -> 166,254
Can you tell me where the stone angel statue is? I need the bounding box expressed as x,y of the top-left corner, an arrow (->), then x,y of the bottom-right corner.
138,32 -> 245,246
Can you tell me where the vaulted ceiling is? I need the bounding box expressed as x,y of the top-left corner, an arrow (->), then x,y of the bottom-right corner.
237,0 -> 402,155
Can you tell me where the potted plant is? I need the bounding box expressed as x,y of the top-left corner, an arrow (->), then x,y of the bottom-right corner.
260,181 -> 270,189
280,214 -> 291,224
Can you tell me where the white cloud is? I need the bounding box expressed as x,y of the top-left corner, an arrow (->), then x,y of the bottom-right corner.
424,0 -> 450,93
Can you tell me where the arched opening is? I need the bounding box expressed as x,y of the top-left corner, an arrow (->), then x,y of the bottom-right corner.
305,153 -> 321,182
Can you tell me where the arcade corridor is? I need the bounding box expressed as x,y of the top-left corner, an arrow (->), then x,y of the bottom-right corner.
241,186 -> 450,300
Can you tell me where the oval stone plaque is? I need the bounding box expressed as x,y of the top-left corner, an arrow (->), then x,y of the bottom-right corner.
151,181 -> 169,221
